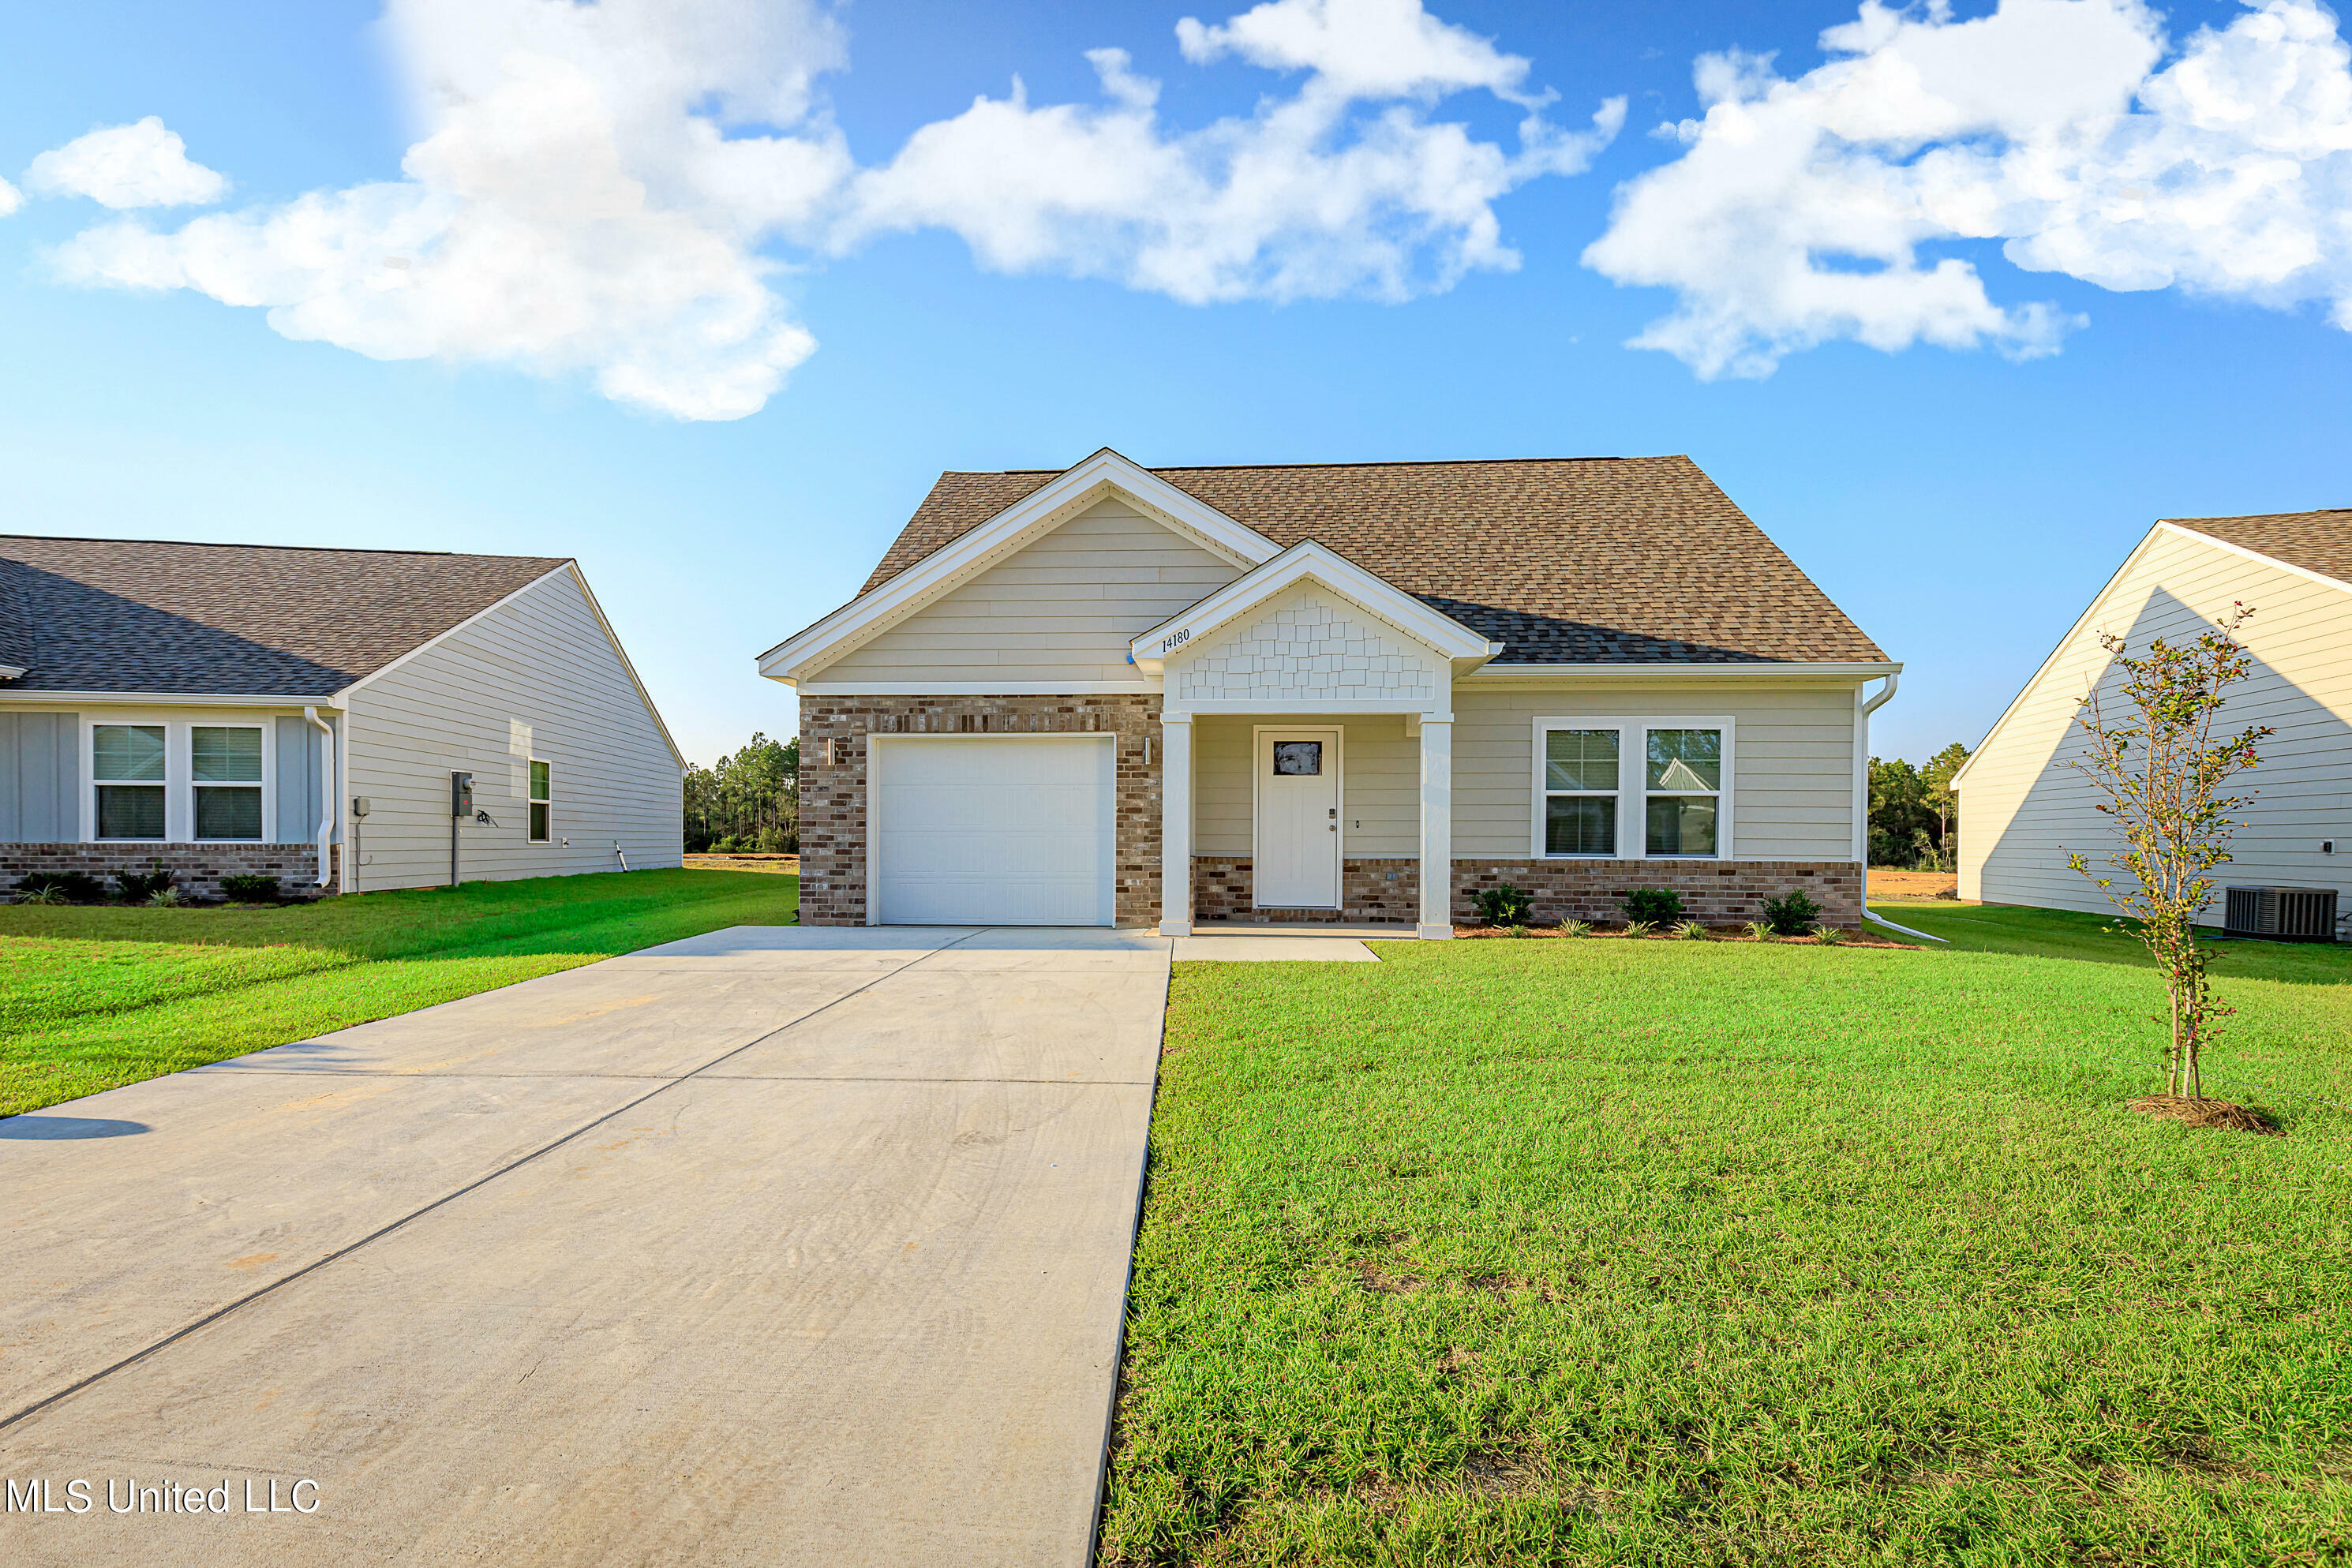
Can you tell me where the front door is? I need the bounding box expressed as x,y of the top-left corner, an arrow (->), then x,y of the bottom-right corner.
1254,728 -> 1341,908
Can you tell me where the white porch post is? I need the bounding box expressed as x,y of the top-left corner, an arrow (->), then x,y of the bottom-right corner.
1160,712 -> 1194,936
1417,714 -> 1454,940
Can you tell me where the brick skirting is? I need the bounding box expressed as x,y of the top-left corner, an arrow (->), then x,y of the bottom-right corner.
1192,856 -> 1419,925
799,694 -> 1162,927
3,842 -> 339,900
1454,859 -> 1862,928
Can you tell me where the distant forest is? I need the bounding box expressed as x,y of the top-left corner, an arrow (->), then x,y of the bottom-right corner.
685,732 -> 796,853
1869,743 -> 1968,870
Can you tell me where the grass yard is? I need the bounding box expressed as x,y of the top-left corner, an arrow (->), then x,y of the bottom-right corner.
1105,904 -> 2352,1565
0,868 -> 797,1117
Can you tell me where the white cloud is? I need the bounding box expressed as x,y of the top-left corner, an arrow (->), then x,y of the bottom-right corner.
1585,0 -> 2352,378
27,116 -> 230,208
840,0 -> 1623,305
54,0 -> 1616,416
0,176 -> 21,218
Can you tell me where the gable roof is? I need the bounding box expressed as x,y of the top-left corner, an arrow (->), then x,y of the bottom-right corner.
0,535 -> 570,697
860,455 -> 1884,664
2164,509 -> 2352,588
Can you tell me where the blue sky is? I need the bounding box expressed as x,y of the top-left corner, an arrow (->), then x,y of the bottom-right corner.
3,0 -> 2347,765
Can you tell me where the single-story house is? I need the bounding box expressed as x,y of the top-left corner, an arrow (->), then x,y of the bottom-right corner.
760,449 -> 1897,935
0,535 -> 684,899
1954,508 -> 2352,922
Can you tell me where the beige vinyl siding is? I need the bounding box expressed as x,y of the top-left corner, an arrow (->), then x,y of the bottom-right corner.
1960,527 -> 2352,914
1193,714 -> 1421,857
1452,686 -> 1859,859
344,569 -> 681,891
815,499 -> 1242,687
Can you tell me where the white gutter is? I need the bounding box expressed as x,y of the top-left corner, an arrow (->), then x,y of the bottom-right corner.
1851,673 -> 1948,943
305,706 -> 336,889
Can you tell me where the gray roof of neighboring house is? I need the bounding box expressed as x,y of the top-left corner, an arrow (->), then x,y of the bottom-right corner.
0,535 -> 571,696
2167,509 -> 2352,586
862,455 -> 1886,664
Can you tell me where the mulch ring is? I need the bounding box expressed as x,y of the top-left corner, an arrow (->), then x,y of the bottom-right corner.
1451,924 -> 1911,949
2128,1095 -> 2284,1136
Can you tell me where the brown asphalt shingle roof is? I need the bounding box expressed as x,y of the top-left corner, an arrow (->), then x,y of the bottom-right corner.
860,455 -> 1884,664
2166,509 -> 2352,586
0,536 -> 570,696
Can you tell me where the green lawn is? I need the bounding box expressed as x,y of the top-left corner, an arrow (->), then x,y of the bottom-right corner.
1105,906 -> 2352,1565
0,868 -> 797,1117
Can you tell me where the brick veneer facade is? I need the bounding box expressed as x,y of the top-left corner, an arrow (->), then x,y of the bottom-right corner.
798,694 -> 1162,927
1193,856 -> 1419,925
3,842 -> 340,900
1455,858 -> 1861,928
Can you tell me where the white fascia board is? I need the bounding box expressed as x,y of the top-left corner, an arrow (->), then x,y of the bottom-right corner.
1130,540 -> 1492,675
758,448 -> 1281,684
1464,660 -> 1901,687
0,689 -> 330,708
1947,524 -> 2171,787
797,679 -> 1160,696
1165,698 -> 1451,717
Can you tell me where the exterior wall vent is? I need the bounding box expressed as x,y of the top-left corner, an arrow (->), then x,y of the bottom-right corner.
2222,885 -> 2339,943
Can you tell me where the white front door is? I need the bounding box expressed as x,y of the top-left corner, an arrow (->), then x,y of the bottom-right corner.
1254,728 -> 1341,908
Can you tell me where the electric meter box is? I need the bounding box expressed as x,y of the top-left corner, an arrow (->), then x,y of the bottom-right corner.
451,772 -> 474,818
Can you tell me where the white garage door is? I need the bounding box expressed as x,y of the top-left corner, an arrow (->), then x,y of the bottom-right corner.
874,736 -> 1116,926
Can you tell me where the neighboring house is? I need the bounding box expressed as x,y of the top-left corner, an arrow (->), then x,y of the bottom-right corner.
1955,508 -> 2352,916
759,449 -> 1897,935
0,536 -> 684,899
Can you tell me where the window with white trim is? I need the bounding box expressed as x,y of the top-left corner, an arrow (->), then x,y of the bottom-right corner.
93,724 -> 167,840
1644,728 -> 1723,857
1541,727 -> 1620,856
192,725 -> 264,841
528,759 -> 552,844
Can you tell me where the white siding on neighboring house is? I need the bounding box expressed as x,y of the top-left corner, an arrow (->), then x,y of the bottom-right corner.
1960,527 -> 2352,914
1193,713 -> 1420,857
1451,685 -> 1860,859
344,567 -> 681,890
814,499 -> 1242,687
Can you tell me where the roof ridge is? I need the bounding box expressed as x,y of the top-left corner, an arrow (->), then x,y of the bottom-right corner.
967,454 -> 1678,477
2162,507 -> 2351,522
0,533 -> 571,563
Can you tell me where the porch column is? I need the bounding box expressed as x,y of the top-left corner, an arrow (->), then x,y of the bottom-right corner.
1160,712 -> 1194,937
1417,715 -> 1454,940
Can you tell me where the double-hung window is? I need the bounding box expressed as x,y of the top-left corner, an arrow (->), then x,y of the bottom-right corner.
93,724 -> 167,840
1644,728 -> 1724,857
1541,728 -> 1620,856
528,760 -> 552,844
193,726 -> 264,840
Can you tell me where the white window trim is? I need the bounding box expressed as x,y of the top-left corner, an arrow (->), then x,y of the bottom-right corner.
1249,724 -> 1346,909
84,713 -> 277,845
527,757 -> 552,844
1530,715 -> 1736,862
1530,720 -> 1626,859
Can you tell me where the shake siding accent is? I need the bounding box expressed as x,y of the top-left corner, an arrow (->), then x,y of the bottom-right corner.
343,570 -> 680,890
815,500 -> 1242,687
1451,687 -> 1858,859
1193,713 -> 1421,857
1961,528 -> 2352,914
0,711 -> 79,841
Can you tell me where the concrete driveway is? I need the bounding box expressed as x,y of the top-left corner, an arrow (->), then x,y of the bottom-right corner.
0,926 -> 1169,1566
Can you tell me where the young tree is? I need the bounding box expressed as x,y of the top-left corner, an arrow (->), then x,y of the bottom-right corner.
2065,604 -> 2271,1102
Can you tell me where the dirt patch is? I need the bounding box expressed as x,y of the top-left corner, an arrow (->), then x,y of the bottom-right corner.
1868,868 -> 1960,899
686,854 -> 800,875
1356,1266 -> 1425,1294
2128,1095 -> 2283,1136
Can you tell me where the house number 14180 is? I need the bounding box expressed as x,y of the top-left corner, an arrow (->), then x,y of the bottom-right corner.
1158,628 -> 1191,654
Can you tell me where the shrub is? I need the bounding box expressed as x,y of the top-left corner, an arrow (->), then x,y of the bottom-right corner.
1743,920 -> 1773,941
1621,886 -> 1683,925
1503,922 -> 1535,938
19,870 -> 103,904
146,887 -> 185,907
1672,919 -> 1709,940
1622,919 -> 1657,938
752,825 -> 798,854
220,874 -> 282,903
17,883 -> 67,905
114,866 -> 174,904
1556,919 -> 1592,937
1811,921 -> 1847,945
1472,883 -> 1535,926
1760,888 -> 1822,936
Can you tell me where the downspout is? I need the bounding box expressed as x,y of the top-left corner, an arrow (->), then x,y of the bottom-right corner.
1854,675 -> 1947,943
305,707 -> 335,890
